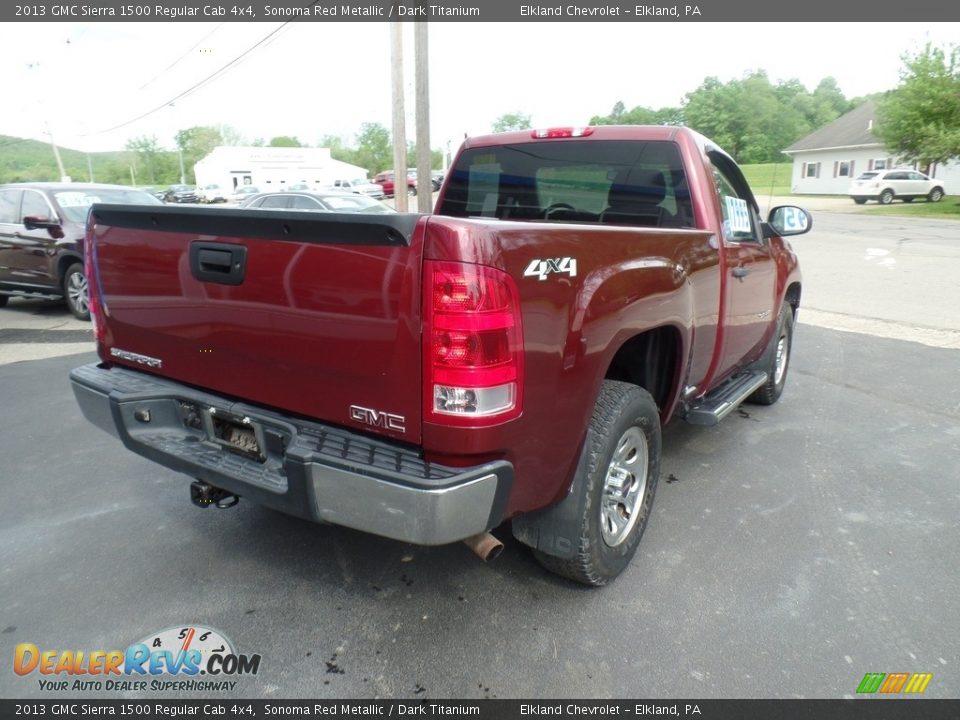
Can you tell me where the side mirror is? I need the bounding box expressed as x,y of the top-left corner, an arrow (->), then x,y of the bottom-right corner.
765,205 -> 812,237
23,215 -> 64,238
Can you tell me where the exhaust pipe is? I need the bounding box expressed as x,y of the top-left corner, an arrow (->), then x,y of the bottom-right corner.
190,480 -> 239,509
462,532 -> 504,562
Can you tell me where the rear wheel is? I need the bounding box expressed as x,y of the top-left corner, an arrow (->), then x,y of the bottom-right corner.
879,189 -> 895,205
63,263 -> 90,320
531,381 -> 661,586
928,187 -> 944,203
852,197 -> 867,205
0,295 -> 8,308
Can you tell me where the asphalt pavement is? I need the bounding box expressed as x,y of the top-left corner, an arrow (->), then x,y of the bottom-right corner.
1,210 -> 958,700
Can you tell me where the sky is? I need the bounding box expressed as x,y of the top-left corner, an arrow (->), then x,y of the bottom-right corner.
2,21 -> 958,156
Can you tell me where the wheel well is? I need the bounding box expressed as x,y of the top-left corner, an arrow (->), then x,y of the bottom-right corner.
784,282 -> 801,317
604,326 -> 679,413
57,254 -> 83,286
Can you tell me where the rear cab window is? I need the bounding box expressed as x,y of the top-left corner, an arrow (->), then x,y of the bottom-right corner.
438,140 -> 694,229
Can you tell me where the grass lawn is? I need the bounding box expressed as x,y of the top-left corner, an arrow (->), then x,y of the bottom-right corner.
862,196 -> 960,220
740,163 -> 793,196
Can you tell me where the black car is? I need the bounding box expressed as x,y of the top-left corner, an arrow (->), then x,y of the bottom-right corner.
163,184 -> 199,203
0,183 -> 161,319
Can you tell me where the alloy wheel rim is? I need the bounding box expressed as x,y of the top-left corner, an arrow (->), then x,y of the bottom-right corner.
600,426 -> 648,547
774,332 -> 789,385
68,272 -> 89,316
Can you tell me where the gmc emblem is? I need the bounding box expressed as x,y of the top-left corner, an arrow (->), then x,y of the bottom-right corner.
349,405 -> 406,433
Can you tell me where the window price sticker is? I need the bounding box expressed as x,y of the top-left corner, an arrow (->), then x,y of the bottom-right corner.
724,196 -> 752,233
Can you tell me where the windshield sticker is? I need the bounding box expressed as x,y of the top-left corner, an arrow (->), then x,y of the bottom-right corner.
56,192 -> 100,207
724,196 -> 751,233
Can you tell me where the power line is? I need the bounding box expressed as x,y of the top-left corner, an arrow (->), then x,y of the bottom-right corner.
80,22 -> 291,137
137,23 -> 225,91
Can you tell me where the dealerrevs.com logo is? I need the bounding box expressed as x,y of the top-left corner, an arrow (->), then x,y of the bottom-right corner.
14,625 -> 261,693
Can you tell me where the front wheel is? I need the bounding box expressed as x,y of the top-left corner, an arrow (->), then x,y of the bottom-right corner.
879,189 -> 894,205
63,263 -> 90,320
749,303 -> 794,405
531,381 -> 661,586
928,187 -> 944,203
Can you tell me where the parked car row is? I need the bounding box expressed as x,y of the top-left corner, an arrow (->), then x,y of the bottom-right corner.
848,169 -> 945,204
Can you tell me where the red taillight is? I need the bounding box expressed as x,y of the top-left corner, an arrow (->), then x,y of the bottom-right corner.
423,260 -> 524,425
84,222 -> 105,350
531,126 -> 594,139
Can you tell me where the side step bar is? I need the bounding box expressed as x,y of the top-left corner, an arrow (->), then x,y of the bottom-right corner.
684,370 -> 768,426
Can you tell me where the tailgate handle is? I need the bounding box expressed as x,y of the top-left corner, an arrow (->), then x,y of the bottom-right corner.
190,242 -> 247,286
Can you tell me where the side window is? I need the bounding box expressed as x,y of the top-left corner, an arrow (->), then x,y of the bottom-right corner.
711,165 -> 757,242
289,195 -> 322,210
261,195 -> 289,209
0,189 -> 22,224
21,190 -> 53,221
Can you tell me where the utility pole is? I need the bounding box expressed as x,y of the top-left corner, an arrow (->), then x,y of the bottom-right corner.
87,154 -> 94,182
389,22 -> 408,212
414,22 -> 431,213
43,126 -> 68,182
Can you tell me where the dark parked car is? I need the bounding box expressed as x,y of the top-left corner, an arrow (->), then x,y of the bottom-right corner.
239,191 -> 395,214
163,184 -> 199,203
0,183 -> 161,319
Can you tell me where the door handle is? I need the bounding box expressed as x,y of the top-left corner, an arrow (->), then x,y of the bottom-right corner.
732,266 -> 749,278
190,242 -> 247,286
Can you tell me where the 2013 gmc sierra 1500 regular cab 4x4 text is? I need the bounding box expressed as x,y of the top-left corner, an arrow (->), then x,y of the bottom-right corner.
70,125 -> 810,585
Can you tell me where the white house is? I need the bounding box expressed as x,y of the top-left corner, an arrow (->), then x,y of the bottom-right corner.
193,146 -> 369,192
783,101 -> 958,195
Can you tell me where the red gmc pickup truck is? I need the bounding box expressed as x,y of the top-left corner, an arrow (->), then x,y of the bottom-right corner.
70,126 -> 809,585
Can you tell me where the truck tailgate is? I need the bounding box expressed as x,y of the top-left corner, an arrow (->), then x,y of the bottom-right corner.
90,206 -> 424,443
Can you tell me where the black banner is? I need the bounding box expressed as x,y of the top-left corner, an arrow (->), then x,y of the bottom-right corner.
4,0 -> 959,22
2,700 -> 959,719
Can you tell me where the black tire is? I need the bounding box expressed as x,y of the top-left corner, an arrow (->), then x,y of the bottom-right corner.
928,187 -> 944,203
879,189 -> 894,205
748,304 -> 794,405
853,197 -> 867,205
532,381 -> 661,586
408,186 -> 417,197
0,295 -> 8,308
63,263 -> 90,320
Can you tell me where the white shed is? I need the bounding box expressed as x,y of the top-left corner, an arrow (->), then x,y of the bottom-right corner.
193,146 -> 370,193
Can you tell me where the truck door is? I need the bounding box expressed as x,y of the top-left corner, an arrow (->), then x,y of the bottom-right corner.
709,154 -> 778,378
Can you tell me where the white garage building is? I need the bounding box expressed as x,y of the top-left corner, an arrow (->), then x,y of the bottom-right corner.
193,146 -> 369,192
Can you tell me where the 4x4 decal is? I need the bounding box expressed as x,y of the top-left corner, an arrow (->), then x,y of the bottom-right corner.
523,257 -> 578,281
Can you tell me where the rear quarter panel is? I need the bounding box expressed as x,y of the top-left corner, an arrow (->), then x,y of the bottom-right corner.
422,216 -> 719,515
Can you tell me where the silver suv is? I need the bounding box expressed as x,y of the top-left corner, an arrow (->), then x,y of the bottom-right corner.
849,169 -> 945,205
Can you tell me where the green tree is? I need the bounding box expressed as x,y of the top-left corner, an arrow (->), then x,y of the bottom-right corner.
124,135 -> 167,185
492,112 -> 532,133
174,126 -> 224,182
877,43 -> 960,167
352,122 -> 392,174
269,136 -> 303,147
590,102 -> 682,126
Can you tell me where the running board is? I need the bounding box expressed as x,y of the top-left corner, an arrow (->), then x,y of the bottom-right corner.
683,371 -> 768,426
